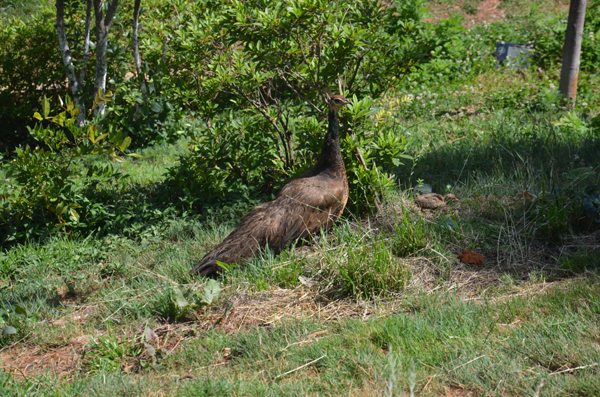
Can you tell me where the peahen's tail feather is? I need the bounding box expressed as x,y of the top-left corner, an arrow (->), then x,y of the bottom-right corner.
190,260 -> 223,276
189,213 -> 269,276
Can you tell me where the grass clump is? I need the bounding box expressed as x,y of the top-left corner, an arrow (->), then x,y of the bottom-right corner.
337,238 -> 410,300
390,208 -> 429,257
559,248 -> 600,274
83,333 -> 142,374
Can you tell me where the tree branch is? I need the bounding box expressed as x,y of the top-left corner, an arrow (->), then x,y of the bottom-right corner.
92,0 -> 120,115
133,0 -> 148,106
347,54 -> 364,92
277,70 -> 322,114
56,0 -> 90,125
229,83 -> 288,166
78,0 -> 92,87
104,0 -> 120,30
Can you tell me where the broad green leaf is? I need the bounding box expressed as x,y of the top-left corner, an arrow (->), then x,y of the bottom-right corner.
69,207 -> 80,222
127,153 -> 143,158
88,125 -> 97,143
33,112 -> 43,121
150,101 -> 162,113
2,326 -> 17,335
120,136 -> 132,152
52,112 -> 66,127
201,280 -> 222,305
56,202 -> 68,216
172,287 -> 189,308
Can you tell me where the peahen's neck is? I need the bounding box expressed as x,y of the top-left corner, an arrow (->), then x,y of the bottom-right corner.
315,108 -> 345,173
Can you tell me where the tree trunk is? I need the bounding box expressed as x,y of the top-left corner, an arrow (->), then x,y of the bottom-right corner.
93,0 -> 120,116
559,0 -> 587,104
55,0 -> 92,125
132,0 -> 148,120
78,0 -> 93,124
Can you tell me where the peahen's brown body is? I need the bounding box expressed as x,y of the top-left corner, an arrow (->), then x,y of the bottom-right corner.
190,95 -> 352,276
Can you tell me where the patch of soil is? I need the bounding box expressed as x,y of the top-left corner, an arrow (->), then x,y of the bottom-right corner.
0,336 -> 89,379
52,305 -> 98,328
425,0 -> 506,27
206,287 -> 373,332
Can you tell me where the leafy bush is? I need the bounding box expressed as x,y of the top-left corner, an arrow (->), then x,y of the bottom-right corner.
533,1 -> 600,72
84,333 -> 142,374
156,0 -> 426,213
0,92 -> 133,244
0,303 -> 35,346
0,5 -> 64,151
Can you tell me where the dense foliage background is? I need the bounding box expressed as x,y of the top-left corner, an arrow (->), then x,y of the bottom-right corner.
1,0 -> 599,245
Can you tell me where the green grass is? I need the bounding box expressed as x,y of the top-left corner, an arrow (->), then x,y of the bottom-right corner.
1,278 -> 599,395
1,0 -> 600,395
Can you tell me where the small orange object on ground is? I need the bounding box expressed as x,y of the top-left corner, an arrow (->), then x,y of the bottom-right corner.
458,249 -> 484,267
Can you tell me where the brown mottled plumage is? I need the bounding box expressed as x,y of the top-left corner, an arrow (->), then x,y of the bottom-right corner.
190,95 -> 352,276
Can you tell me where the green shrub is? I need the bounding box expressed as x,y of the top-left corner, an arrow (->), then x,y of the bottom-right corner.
155,0 -> 426,214
84,333 -> 143,374
0,93 -> 133,244
152,281 -> 222,323
0,5 -> 64,151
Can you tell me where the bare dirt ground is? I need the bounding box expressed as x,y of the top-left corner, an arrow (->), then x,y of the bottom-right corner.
425,0 -> 507,27
425,0 -> 569,28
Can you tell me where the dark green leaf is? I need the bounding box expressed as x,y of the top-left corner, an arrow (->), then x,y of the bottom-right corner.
14,305 -> 27,316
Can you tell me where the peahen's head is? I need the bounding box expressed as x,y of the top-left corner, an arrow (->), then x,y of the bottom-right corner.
328,94 -> 352,112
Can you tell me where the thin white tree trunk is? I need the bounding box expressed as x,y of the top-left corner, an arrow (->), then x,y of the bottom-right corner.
132,0 -> 148,119
559,0 -> 587,103
93,0 -> 120,116
55,0 -> 92,125
77,0 -> 93,123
